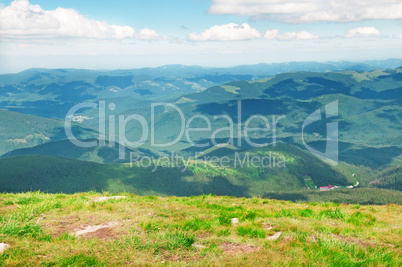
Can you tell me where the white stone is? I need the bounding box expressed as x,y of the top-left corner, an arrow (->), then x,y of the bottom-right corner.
0,243 -> 10,253
267,232 -> 282,240
231,218 -> 239,224
73,221 -> 118,236
192,243 -> 206,249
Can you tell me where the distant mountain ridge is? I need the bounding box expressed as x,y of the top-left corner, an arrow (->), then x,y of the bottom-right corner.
1,59 -> 402,119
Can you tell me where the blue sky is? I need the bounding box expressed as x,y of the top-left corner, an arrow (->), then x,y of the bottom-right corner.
0,0 -> 402,72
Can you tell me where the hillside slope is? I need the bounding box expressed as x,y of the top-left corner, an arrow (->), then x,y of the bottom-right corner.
0,143 -> 349,196
1,139 -> 156,163
182,69 -> 402,104
0,110 -> 96,156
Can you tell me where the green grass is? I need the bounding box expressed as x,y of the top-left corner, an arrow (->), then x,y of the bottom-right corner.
304,177 -> 316,189
0,192 -> 400,266
264,188 -> 402,205
236,226 -> 266,238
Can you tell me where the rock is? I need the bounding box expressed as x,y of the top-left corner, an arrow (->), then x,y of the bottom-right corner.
192,243 -> 206,249
231,218 -> 239,224
267,232 -> 282,240
73,221 -> 118,236
0,243 -> 10,253
93,196 -> 127,202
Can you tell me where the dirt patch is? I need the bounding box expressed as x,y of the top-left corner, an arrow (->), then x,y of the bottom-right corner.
0,205 -> 16,214
219,242 -> 260,254
197,232 -> 210,239
79,227 -> 118,240
331,234 -> 396,248
42,215 -> 127,241
170,255 -> 181,261
42,215 -> 81,236
166,254 -> 202,262
331,234 -> 372,248
283,236 -> 295,243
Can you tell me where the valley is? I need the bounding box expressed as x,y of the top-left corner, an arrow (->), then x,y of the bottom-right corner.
0,63 -> 400,199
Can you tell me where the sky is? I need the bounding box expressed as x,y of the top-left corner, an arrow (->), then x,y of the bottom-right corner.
0,0 -> 402,73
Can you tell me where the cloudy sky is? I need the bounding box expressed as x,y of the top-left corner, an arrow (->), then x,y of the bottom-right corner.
1,0 -> 402,72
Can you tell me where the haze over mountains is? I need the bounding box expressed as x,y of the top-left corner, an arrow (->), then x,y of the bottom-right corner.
2,59 -> 402,119
0,60 -> 401,196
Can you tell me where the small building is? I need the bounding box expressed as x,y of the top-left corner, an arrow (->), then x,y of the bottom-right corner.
319,184 -> 333,191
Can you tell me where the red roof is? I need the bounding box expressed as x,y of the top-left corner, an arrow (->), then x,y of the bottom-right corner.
320,184 -> 333,189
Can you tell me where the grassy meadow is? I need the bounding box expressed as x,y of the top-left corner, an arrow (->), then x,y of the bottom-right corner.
0,192 -> 400,266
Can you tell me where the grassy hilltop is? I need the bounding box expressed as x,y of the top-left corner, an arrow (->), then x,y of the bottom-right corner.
0,192 -> 400,266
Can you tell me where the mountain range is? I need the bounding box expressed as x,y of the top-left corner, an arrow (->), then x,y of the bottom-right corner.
0,60 -> 401,197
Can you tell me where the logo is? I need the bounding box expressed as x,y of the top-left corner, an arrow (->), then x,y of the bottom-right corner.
64,99 -> 339,166
302,100 -> 338,165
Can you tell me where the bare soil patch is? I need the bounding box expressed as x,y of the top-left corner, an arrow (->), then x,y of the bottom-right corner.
42,215 -> 81,236
42,215 -> 127,241
331,234 -> 396,248
79,227 -> 118,240
331,234 -> 372,248
219,242 -> 260,254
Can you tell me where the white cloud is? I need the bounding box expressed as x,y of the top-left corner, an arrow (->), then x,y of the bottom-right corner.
264,29 -> 279,40
16,43 -> 37,48
188,23 -> 262,41
209,0 -> 402,23
264,30 -> 318,41
0,0 -> 162,40
135,29 -> 163,40
345,27 -> 382,38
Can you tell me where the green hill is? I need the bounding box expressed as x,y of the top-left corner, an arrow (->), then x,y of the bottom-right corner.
0,142 -> 349,196
1,139 -> 156,163
183,69 -> 402,105
0,110 -> 96,156
137,94 -> 401,157
368,165 -> 402,191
